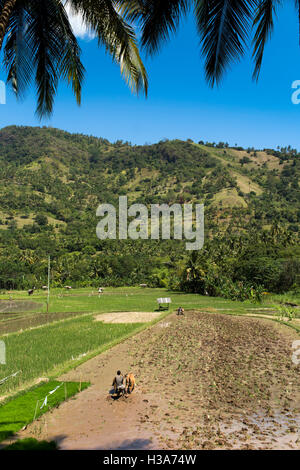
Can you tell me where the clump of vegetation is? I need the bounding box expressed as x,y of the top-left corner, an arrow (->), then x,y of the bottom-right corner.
275,304 -> 296,322
3,438 -> 57,450
179,232 -> 299,301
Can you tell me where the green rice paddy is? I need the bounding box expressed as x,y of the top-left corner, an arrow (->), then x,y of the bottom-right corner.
0,380 -> 89,442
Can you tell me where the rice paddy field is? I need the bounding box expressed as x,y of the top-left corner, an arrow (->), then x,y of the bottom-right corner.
0,380 -> 90,441
0,287 -> 299,400
0,286 -> 261,315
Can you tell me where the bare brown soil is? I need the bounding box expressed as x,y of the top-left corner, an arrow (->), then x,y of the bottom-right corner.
4,311 -> 300,450
94,311 -> 161,323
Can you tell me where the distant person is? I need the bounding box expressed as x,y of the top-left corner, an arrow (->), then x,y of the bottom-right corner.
112,370 -> 125,395
177,306 -> 184,315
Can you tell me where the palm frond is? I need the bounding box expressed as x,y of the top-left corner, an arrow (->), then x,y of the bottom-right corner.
4,1 -> 33,97
115,0 -> 144,22
195,0 -> 257,87
0,0 -> 17,50
28,2 -> 60,118
252,0 -> 279,81
295,0 -> 300,46
69,0 -> 148,95
118,0 -> 190,55
55,2 -> 85,105
5,0 -> 85,118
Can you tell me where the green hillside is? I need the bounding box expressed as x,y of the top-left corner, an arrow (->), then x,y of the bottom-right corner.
0,126 -> 299,297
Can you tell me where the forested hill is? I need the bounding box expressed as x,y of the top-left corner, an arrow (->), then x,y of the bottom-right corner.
0,125 -> 299,293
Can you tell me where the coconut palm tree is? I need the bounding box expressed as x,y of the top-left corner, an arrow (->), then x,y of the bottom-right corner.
119,0 -> 299,85
0,0 -> 148,117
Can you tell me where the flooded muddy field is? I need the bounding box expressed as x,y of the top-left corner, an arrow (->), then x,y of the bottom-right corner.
0,309 -> 87,335
0,300 -> 43,315
6,311 -> 300,450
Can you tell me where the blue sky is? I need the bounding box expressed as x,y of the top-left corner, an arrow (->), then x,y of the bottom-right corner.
1,2 -> 300,150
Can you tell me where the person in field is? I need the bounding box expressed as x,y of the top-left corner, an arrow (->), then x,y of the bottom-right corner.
177,306 -> 184,315
112,370 -> 125,395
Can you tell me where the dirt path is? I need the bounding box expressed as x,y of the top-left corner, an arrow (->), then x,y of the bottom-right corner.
5,311 -> 300,450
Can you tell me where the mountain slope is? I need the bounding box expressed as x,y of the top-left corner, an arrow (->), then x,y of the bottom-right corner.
0,125 -> 298,290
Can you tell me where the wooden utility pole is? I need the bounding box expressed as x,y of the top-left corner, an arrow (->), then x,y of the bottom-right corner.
47,256 -> 50,313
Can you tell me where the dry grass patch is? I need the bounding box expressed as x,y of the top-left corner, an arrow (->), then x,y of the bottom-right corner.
94,311 -> 162,323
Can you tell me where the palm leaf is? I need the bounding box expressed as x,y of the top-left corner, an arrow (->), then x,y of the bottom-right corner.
0,0 -> 17,50
4,0 -> 85,117
252,0 -> 279,81
118,0 -> 190,55
195,0 -> 257,87
55,2 -> 85,105
297,0 -> 300,45
69,0 -> 148,95
4,1 -> 32,97
27,0 -> 61,117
